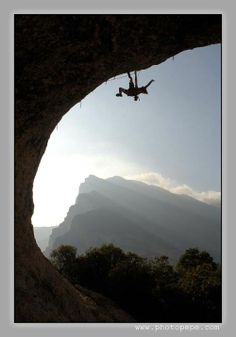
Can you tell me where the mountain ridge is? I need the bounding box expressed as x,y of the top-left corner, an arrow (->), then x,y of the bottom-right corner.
43,175 -> 221,262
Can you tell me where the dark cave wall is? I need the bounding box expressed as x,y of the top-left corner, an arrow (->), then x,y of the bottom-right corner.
15,14 -> 221,322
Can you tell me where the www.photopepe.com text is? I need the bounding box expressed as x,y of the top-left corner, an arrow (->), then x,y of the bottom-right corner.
135,324 -> 220,332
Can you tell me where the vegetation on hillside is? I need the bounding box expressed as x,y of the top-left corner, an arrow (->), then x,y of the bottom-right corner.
50,244 -> 221,322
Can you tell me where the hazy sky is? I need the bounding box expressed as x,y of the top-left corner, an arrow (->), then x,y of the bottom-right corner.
32,44 -> 221,228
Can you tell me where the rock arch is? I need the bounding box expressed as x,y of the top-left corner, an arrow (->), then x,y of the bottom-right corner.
15,14 -> 221,322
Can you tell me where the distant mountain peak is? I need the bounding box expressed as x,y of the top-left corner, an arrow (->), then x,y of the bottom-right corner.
43,174 -> 221,262
86,174 -> 100,180
107,176 -> 126,182
79,175 -> 105,194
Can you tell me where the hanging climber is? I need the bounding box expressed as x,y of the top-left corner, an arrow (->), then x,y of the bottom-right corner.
116,71 -> 154,101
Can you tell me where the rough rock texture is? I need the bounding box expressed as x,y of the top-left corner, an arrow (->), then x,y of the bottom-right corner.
15,15 -> 221,322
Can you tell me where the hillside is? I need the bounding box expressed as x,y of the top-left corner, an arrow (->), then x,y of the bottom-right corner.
44,175 -> 221,262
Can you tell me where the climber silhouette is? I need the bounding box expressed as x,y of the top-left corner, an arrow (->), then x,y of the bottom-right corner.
116,71 -> 154,101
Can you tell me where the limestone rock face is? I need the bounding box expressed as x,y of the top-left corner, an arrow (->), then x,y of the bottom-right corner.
15,15 -> 221,322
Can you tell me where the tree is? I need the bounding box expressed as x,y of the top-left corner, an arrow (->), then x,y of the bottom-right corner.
108,255 -> 157,320
176,248 -> 216,275
178,263 -> 221,298
50,245 -> 77,281
150,255 -> 177,291
176,248 -> 221,322
76,244 -> 127,293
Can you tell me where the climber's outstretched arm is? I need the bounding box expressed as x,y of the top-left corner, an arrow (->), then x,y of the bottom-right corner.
144,79 -> 155,89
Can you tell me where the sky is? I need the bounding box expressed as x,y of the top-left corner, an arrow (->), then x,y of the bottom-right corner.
32,44 -> 221,228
